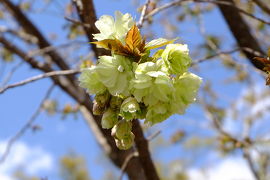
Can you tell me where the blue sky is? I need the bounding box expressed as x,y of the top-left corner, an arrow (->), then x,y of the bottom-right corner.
0,0 -> 268,180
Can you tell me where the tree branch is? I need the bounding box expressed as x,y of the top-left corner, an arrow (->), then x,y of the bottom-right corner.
132,119 -> 160,180
1,0 -> 76,84
217,0 -> 266,71
72,0 -> 109,57
137,0 -> 151,28
0,69 -> 80,94
144,0 -> 270,27
252,0 -> 270,16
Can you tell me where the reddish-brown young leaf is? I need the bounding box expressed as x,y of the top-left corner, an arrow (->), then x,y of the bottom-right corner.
254,56 -> 270,85
125,25 -> 142,51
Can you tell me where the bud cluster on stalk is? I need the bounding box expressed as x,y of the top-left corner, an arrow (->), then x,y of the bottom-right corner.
79,11 -> 202,150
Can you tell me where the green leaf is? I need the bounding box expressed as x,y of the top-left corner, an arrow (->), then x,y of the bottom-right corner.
145,38 -> 177,50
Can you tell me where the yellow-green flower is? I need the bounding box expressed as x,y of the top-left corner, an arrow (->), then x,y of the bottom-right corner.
130,61 -> 174,106
95,55 -> 133,96
79,67 -> 106,95
162,44 -> 191,75
93,11 -> 135,43
120,97 -> 140,120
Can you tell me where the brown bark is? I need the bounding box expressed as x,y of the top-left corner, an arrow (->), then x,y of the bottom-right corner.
217,0 -> 266,70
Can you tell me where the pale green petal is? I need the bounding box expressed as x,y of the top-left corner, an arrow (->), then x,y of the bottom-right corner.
79,67 -> 106,95
145,38 -> 176,50
172,72 -> 202,114
161,44 -> 192,75
120,97 -> 140,120
95,55 -> 133,96
93,11 -> 135,43
145,102 -> 172,125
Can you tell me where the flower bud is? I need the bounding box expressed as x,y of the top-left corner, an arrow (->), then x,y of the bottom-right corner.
110,96 -> 123,111
120,97 -> 140,120
93,100 -> 105,115
95,91 -> 110,107
101,108 -> 119,129
113,120 -> 132,139
114,132 -> 135,150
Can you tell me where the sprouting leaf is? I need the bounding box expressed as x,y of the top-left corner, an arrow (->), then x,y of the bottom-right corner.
92,25 -> 146,59
125,25 -> 142,51
145,38 -> 176,50
253,55 -> 270,85
91,39 -> 129,56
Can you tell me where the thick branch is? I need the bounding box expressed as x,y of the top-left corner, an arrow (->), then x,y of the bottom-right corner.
133,120 -> 160,180
217,0 -> 266,70
1,0 -> 76,83
72,0 -> 109,57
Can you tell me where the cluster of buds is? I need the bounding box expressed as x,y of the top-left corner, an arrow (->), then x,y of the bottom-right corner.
79,11 -> 202,150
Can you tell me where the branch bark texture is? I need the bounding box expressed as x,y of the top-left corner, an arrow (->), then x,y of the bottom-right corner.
217,0 -> 266,70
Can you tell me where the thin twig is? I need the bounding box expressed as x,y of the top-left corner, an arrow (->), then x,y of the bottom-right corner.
64,16 -> 90,28
119,151 -> 139,180
192,48 -> 241,65
1,61 -> 24,86
27,40 -> 87,57
0,69 -> 80,94
137,0 -> 151,28
0,84 -> 55,164
243,148 -> 260,180
147,130 -> 161,141
144,0 -> 270,26
252,0 -> 270,16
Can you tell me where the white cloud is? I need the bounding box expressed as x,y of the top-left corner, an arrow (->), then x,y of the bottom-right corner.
188,157 -> 255,180
0,141 -> 54,179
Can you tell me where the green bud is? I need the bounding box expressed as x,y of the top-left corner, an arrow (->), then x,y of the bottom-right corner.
93,100 -> 105,115
114,132 -> 135,150
95,91 -> 110,107
101,108 -> 119,129
120,97 -> 140,120
112,120 -> 132,139
110,96 -> 123,111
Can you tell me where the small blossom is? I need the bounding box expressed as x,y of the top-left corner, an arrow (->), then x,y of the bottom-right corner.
161,44 -> 191,75
95,55 -> 133,96
79,67 -> 106,95
130,61 -> 174,106
120,97 -> 140,120
172,72 -> 202,114
93,11 -> 135,43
